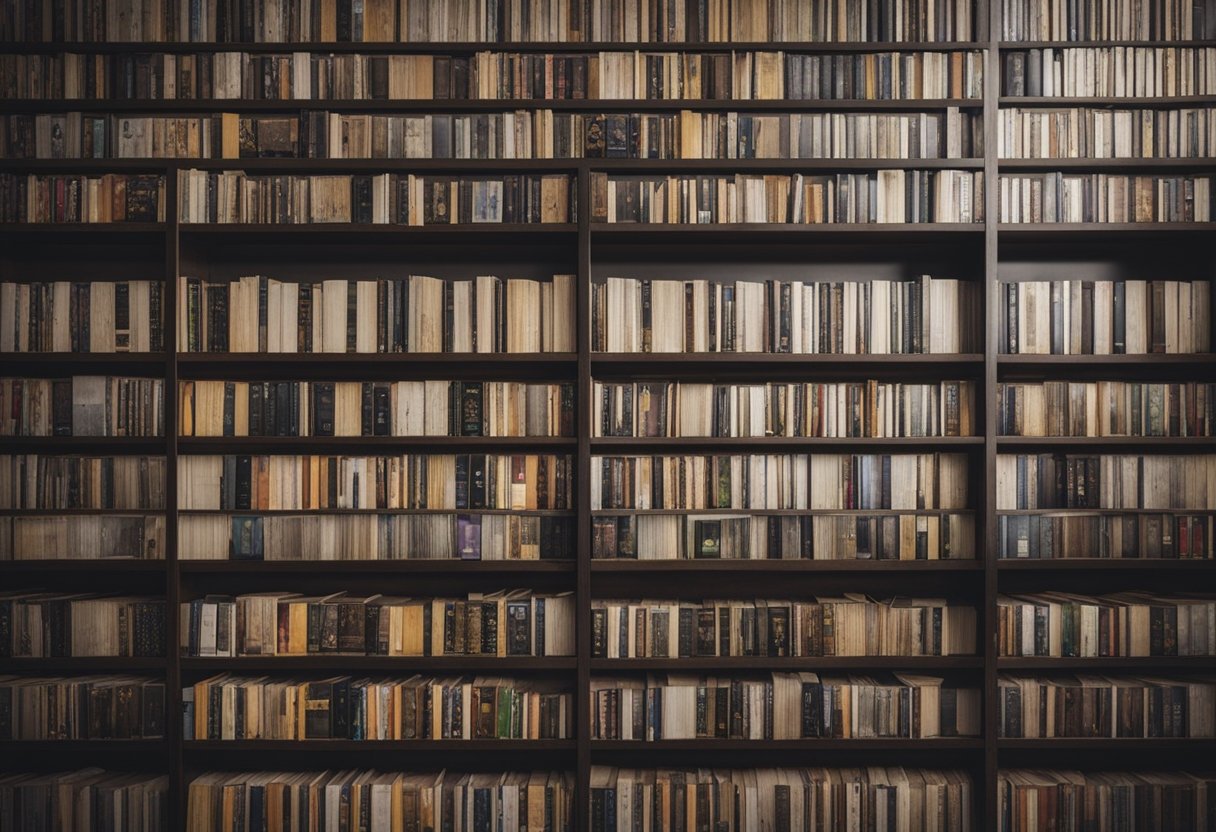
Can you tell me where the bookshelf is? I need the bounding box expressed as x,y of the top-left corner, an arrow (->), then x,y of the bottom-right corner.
0,0 -> 1214,829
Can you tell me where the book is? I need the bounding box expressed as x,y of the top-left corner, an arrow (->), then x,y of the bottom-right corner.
998,380 -> 1215,436
998,770 -> 1216,832
0,281 -> 164,353
0,770 -> 168,831
0,174 -> 164,222
0,455 -> 166,509
592,276 -> 981,353
998,675 -> 1216,738
999,107 -> 1216,159
181,590 -> 575,657
177,274 -> 575,354
591,597 -> 977,658
184,675 -> 571,740
177,169 -> 572,224
594,380 -> 976,437
592,767 -> 974,832
0,376 -> 164,436
999,173 -> 1213,223
589,673 -> 981,739
0,593 -> 165,657
591,171 -> 984,223
0,676 -> 165,739
185,770 -> 573,832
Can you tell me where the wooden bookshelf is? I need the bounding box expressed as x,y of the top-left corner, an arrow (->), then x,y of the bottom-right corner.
1,0 -> 1214,828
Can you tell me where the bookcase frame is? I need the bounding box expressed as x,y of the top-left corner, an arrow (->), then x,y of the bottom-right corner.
1,0 -> 1215,827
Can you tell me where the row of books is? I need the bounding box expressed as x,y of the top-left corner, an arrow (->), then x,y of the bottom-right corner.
592,767 -> 974,832
178,454 -> 575,511
187,771 -> 574,832
997,593 -> 1215,658
1000,280 -> 1211,356
593,380 -> 976,437
0,376 -> 165,437
0,675 -> 166,739
592,512 -> 976,560
0,0 -> 978,43
0,173 -> 165,223
997,173 -> 1213,224
179,513 -> 575,561
181,590 -> 575,657
997,675 -> 1215,738
0,281 -> 165,354
997,513 -> 1213,561
1000,0 -> 1216,41
0,592 -> 165,657
0,515 -> 165,561
589,170 -> 984,224
1000,47 -> 1216,98
0,455 -> 166,510
0,50 -> 988,103
183,675 -> 572,741
998,770 -> 1216,832
996,454 -> 1216,510
0,770 -> 168,832
590,454 -> 969,510
178,170 -> 574,224
590,597 -> 977,658
180,380 -> 576,437
592,276 -> 981,354
178,274 -> 576,354
997,107 -> 1216,160
996,381 -> 1216,437
0,109 -> 984,161
588,673 -> 980,739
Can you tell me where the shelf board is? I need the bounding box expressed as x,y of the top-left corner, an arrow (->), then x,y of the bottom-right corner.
997,739 -> 1213,751
591,656 -> 982,671
2,41 -> 989,55
997,656 -> 1216,670
180,656 -> 576,672
998,40 -> 1215,49
0,353 -> 168,375
179,222 -> 578,237
0,98 -> 986,113
997,559 -> 1216,571
589,508 -> 974,516
997,222 -> 1216,241
590,436 -> 982,450
591,222 -> 985,244
997,354 -> 1216,370
0,657 -> 167,672
591,559 -> 982,573
0,559 -> 166,572
591,353 -> 985,376
0,222 -> 166,235
183,739 -> 575,752
999,95 -> 1216,107
0,437 -> 165,453
591,738 -> 982,751
177,436 -> 576,453
177,508 -> 573,516
178,559 -> 575,574
999,158 -> 1216,171
995,436 -> 1216,450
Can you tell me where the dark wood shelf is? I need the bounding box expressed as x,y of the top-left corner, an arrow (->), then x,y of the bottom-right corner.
0,437 -> 165,453
4,14 -> 1213,829
1,40 -> 989,54
591,559 -> 982,573
0,657 -> 167,672
996,656 -> 1216,670
590,656 -> 982,671
997,559 -> 1216,571
591,738 -> 983,751
0,98 -> 986,113
998,39 -> 1215,48
180,656 -> 577,671
0,559 -> 166,572
590,436 -> 982,450
995,436 -> 1216,450
183,739 -> 575,752
178,559 -> 575,573
177,435 -> 576,453
999,95 -> 1216,107
176,508 -> 573,516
